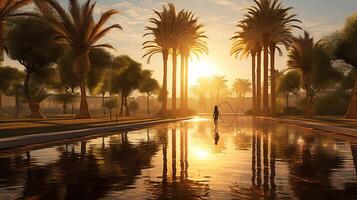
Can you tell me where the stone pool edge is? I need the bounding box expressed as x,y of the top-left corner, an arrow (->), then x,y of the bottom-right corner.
259,116 -> 357,138
0,117 -> 192,150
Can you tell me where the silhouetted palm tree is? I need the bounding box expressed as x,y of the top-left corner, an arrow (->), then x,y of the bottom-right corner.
35,0 -> 122,119
0,0 -> 32,60
143,3 -> 176,114
243,0 -> 300,116
178,10 -> 208,112
231,21 -> 262,115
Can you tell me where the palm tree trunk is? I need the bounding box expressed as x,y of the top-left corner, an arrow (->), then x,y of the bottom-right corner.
270,44 -> 276,116
180,54 -> 185,112
251,52 -> 256,116
147,93 -> 150,115
184,55 -> 189,111
172,49 -> 177,114
0,22 -> 4,62
257,49 -> 262,115
76,78 -> 91,119
23,72 -> 45,119
14,86 -> 20,118
263,43 -> 269,117
162,50 -> 169,113
63,102 -> 67,114
286,92 -> 289,114
119,95 -> 124,117
74,52 -> 91,119
346,79 -> 357,119
0,93 -> 2,110
125,97 -> 130,117
102,94 -> 106,115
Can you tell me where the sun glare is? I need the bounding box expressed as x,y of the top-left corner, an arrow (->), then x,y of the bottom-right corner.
193,148 -> 210,160
188,58 -> 215,86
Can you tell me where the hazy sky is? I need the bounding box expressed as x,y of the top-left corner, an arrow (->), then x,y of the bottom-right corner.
3,0 -> 357,92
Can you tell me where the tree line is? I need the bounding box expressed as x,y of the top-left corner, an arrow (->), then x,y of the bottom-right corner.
230,0 -> 357,118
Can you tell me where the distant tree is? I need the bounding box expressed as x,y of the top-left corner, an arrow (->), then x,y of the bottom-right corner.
53,92 -> 76,114
104,96 -> 119,120
191,77 -> 211,113
232,78 -> 251,112
211,75 -> 229,105
0,66 -> 22,109
277,70 -> 301,113
111,56 -> 142,117
139,70 -> 159,115
128,99 -> 139,115
35,0 -> 122,119
6,17 -> 62,118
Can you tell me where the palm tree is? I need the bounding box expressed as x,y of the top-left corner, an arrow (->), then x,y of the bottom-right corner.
211,75 -> 228,105
233,78 -> 252,112
244,0 -> 300,116
231,21 -> 262,115
143,3 -> 176,114
0,0 -> 32,61
287,31 -> 323,117
35,0 -> 122,119
178,11 -> 208,112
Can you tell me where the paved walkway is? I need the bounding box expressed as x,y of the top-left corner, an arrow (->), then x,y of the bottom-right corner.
273,116 -> 357,138
0,117 -> 190,150
0,116 -> 159,138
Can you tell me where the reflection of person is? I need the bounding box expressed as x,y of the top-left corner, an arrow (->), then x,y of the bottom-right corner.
214,126 -> 220,145
213,105 -> 220,125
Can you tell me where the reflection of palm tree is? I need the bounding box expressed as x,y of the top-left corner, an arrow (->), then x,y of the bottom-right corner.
35,0 -> 122,119
281,134 -> 345,200
148,124 -> 209,199
352,145 -> 357,175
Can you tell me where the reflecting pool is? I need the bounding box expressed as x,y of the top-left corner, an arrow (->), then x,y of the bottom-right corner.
0,117 -> 357,200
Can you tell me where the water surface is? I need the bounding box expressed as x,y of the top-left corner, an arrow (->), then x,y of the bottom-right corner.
0,117 -> 357,200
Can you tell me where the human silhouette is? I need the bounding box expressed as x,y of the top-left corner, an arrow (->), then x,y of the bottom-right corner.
213,105 -> 221,125
214,126 -> 220,145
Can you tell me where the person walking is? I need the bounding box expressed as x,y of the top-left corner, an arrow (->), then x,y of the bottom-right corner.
213,105 -> 220,125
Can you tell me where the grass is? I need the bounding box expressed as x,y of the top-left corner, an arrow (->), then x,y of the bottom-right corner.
0,116 -> 161,138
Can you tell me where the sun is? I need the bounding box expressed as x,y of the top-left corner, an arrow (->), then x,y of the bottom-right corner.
188,57 -> 215,86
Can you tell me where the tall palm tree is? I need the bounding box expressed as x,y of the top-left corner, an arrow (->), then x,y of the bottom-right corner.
178,10 -> 207,112
244,0 -> 300,116
35,0 -> 122,119
143,3 -> 176,114
0,0 -> 32,61
231,21 -> 262,115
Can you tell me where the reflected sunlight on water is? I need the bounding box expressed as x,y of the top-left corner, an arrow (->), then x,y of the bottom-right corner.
0,117 -> 357,200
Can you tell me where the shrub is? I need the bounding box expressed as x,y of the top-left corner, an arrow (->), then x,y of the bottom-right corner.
314,90 -> 350,115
